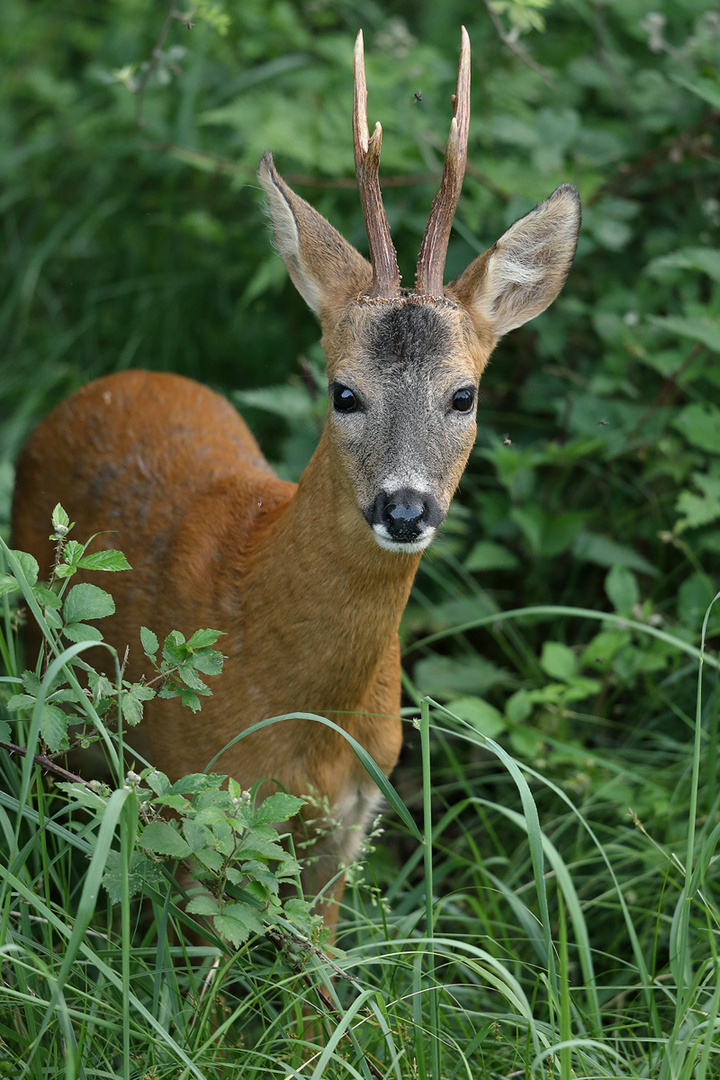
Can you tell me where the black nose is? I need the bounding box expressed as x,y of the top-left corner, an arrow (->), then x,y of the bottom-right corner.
369,488 -> 442,543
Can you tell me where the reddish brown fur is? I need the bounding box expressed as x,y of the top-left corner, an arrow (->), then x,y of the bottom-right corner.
12,31 -> 580,928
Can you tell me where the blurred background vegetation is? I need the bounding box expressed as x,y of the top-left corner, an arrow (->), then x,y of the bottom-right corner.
2,0 -> 720,1071
2,0 -> 719,762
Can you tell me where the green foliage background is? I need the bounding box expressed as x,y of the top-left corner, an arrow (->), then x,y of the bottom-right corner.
2,0 -> 720,880
1,0 -> 720,1073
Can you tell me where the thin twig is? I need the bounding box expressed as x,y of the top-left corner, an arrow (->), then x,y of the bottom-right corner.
135,0 -> 181,128
482,0 -> 555,89
0,740 -> 95,789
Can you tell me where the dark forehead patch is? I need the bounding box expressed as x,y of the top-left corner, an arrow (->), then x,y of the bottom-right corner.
366,303 -> 456,369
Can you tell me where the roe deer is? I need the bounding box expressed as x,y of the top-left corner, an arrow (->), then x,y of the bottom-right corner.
12,29 -> 580,928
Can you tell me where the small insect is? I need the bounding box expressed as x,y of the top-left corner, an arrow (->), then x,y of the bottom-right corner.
598,419 -> 609,426
186,21 -> 194,29
502,434 -> 512,446
414,90 -> 423,103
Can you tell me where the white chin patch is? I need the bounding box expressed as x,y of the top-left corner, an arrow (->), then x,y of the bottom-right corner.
372,526 -> 435,554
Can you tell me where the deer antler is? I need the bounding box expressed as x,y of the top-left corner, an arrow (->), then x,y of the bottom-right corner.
353,30 -> 402,299
415,26 -> 471,299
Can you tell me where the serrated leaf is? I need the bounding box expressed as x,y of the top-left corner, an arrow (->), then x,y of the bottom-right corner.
183,819 -> 211,852
120,685 -> 154,726
673,403 -> 720,455
102,849 -> 163,904
64,622 -> 104,643
63,582 -> 115,624
213,902 -> 264,947
0,574 -> 20,598
140,626 -> 159,656
55,781 -> 109,813
252,792 -> 305,826
180,691 -> 202,712
0,720 -> 11,742
191,650 -> 224,676
144,769 -> 171,796
162,630 -> 187,665
178,666 -> 209,692
7,693 -> 38,712
141,820 -> 192,858
63,540 -> 84,566
187,628 -> 223,649
40,704 -> 69,752
79,549 -> 132,573
8,551 -> 39,587
676,473 -> 720,530
186,894 -> 219,916
52,504 -> 70,530
32,585 -> 62,609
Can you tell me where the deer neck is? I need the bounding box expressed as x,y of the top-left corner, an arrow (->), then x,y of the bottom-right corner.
238,429 -> 421,716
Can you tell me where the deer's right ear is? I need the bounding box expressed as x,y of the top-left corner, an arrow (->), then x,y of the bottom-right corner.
449,184 -> 581,340
258,152 -> 373,323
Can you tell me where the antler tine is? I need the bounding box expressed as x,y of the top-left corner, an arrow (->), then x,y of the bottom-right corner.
415,26 -> 471,298
353,30 -> 401,299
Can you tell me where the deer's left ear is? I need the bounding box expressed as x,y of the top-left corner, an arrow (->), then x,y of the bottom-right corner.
448,184 -> 581,339
258,152 -> 373,325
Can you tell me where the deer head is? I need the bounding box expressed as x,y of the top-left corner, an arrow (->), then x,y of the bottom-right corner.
257,28 -> 580,554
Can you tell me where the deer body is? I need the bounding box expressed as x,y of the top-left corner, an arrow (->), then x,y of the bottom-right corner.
12,29 -> 581,922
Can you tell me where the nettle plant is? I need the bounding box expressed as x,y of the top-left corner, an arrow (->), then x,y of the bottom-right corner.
1,504 -> 319,948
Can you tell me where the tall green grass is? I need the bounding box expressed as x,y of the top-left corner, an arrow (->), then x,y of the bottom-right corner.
2,536 -> 718,1077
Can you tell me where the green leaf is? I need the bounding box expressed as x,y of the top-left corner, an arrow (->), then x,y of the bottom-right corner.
144,769 -> 171,796
9,550 -> 39,587
676,472 -> 720,529
41,704 -> 69,752
464,540 -> 519,572
539,641 -> 578,682
186,894 -> 219,916
673,403 -> 720,454
63,540 -> 84,567
63,583 -> 115,624
141,820 -> 192,858
573,532 -> 658,576
581,629 -> 632,671
0,720 -> 11,742
605,565 -> 640,614
445,696 -> 506,739
252,792 -> 305,826
672,74 -> 720,109
646,246 -> 720,283
0,574 -> 20,599
140,627 -> 159,656
52,504 -> 70,531
650,315 -> 720,354
213,902 -> 265,947
78,549 -> 132,572
191,649 -> 224,676
32,585 -> 62,609
162,630 -> 188,665
64,622 -> 104,643
102,849 -> 163,904
120,683 -> 155,726
414,654 -> 514,700
187,628 -> 223,649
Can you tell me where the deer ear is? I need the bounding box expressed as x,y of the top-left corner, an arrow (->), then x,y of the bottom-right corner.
258,152 -> 373,324
448,185 -> 581,339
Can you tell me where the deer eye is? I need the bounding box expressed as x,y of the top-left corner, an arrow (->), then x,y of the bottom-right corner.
451,387 -> 475,413
332,383 -> 360,413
